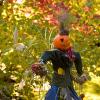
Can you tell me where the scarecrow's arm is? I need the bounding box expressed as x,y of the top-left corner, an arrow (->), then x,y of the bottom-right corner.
74,52 -> 83,76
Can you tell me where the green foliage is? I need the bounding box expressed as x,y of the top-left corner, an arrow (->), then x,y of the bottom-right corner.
0,0 -> 100,99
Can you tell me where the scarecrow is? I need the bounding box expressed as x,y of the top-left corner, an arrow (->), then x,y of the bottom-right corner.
32,26 -> 87,100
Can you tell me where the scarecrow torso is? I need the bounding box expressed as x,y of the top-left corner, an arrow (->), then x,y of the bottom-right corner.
40,49 -> 73,87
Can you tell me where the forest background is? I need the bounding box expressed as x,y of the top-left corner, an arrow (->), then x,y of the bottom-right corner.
0,0 -> 100,100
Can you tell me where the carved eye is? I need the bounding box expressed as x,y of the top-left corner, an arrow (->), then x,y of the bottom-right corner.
60,39 -> 64,42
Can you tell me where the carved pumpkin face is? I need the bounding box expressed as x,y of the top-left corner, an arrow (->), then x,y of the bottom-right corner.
53,34 -> 71,50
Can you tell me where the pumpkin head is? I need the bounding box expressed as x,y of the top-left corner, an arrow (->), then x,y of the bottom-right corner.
53,34 -> 72,50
